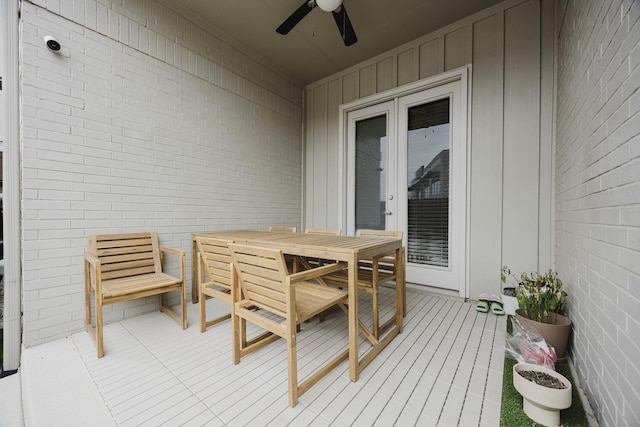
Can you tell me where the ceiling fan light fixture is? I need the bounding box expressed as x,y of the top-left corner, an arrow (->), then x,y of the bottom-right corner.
316,0 -> 342,12
277,0 -> 356,46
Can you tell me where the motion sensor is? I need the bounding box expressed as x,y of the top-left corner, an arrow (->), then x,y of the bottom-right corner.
43,35 -> 61,51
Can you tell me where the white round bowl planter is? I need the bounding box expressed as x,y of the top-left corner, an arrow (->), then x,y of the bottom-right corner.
513,362 -> 572,426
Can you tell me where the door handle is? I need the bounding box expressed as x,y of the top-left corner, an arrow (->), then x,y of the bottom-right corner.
383,210 -> 393,215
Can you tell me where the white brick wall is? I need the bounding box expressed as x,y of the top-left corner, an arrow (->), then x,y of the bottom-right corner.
555,1 -> 640,426
20,0 -> 303,346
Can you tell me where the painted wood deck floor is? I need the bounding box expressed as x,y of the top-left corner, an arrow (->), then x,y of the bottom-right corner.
72,287 -> 506,426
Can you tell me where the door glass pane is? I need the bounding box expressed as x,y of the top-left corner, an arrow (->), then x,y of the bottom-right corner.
355,115 -> 387,231
407,98 -> 450,267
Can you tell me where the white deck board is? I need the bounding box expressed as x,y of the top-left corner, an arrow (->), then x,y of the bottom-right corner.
65,287 -> 506,426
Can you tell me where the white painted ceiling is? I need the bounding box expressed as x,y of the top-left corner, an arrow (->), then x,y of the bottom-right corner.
159,0 -> 504,85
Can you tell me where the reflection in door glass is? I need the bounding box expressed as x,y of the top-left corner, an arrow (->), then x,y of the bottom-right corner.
407,98 -> 450,267
355,115 -> 387,231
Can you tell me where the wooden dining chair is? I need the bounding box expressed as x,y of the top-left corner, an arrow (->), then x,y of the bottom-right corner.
302,227 -> 342,268
268,226 -> 298,271
268,226 -> 297,233
302,227 -> 344,321
323,229 -> 404,338
228,242 -> 349,407
195,236 -> 234,332
84,232 -> 187,358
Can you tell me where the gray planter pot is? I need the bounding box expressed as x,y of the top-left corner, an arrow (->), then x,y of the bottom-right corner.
515,308 -> 572,361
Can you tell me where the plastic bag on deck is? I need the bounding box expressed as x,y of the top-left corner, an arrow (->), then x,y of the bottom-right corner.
505,316 -> 557,370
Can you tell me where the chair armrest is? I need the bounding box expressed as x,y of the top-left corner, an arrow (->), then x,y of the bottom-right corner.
159,246 -> 186,281
84,252 -> 102,293
159,246 -> 185,258
84,252 -> 100,267
287,262 -> 347,284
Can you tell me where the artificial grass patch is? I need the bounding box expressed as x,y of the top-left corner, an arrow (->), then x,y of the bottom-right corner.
501,317 -> 591,426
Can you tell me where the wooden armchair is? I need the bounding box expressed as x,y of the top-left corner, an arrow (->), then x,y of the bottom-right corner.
323,229 -> 404,338
84,232 -> 187,358
195,237 -> 234,332
228,243 -> 349,407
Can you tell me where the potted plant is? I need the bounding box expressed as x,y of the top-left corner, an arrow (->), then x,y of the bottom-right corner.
501,266 -> 571,360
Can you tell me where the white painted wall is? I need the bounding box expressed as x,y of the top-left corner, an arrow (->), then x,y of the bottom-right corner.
304,0 -> 556,298
555,1 -> 640,426
19,0 -> 303,346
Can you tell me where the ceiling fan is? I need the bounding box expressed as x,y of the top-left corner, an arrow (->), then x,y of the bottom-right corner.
276,0 -> 358,46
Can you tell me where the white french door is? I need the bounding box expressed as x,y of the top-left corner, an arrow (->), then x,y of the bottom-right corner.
346,101 -> 396,233
345,78 -> 466,293
398,81 -> 465,291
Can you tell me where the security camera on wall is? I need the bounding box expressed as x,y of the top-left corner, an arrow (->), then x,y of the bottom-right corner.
43,35 -> 69,57
43,35 -> 61,51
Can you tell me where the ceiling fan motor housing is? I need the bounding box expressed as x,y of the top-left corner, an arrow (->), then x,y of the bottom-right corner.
316,0 -> 343,12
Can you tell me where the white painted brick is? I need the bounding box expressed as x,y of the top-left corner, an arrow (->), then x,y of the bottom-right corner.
18,0 -> 303,349
556,1 -> 640,426
96,3 -> 108,34
38,228 -> 86,241
629,228 -> 640,251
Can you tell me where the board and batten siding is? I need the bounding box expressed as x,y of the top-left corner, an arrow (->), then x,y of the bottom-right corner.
304,0 -> 555,298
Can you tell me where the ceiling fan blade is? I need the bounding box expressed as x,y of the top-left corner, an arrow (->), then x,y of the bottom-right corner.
276,1 -> 315,35
332,5 -> 357,46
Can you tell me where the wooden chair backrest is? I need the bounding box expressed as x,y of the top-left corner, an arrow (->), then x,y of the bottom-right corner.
196,237 -> 234,290
228,243 -> 289,318
268,226 -> 297,233
356,229 -> 403,240
88,232 -> 161,281
305,227 -> 342,236
356,229 -> 403,269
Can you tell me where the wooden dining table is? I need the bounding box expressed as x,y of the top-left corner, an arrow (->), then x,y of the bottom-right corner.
190,230 -> 405,381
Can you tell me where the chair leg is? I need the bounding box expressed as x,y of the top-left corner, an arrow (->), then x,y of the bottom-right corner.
287,323 -> 298,407
231,306 -> 242,365
199,292 -> 207,333
181,280 -> 187,329
84,264 -> 92,333
240,318 -> 249,348
372,287 -> 379,339
96,294 -> 104,358
401,248 -> 406,317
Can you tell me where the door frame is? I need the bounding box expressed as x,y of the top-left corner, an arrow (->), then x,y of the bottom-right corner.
337,66 -> 471,298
